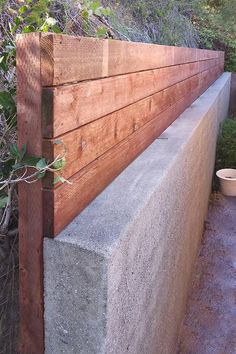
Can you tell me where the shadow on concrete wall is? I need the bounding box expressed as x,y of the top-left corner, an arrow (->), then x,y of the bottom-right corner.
229,73 -> 236,116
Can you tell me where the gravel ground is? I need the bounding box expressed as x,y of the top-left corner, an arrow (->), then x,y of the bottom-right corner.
178,193 -> 236,354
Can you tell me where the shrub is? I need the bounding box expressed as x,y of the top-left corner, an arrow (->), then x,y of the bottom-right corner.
216,117 -> 236,170
196,0 -> 236,72
214,117 -> 236,190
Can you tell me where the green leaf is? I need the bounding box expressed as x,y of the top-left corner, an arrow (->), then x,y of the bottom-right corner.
19,5 -> 29,15
36,158 -> 47,170
20,144 -> 27,160
22,25 -> 36,33
96,26 -> 108,38
90,1 -> 100,12
10,144 -> 26,161
101,7 -> 111,17
37,171 -> 46,179
40,23 -> 49,32
12,162 -> 24,170
51,24 -> 61,33
22,155 -> 41,167
0,91 -> 16,114
0,196 -> 9,209
54,176 -> 72,185
25,14 -> 39,25
10,144 -> 21,160
53,139 -> 63,145
81,9 -> 92,19
53,157 -> 66,170
14,16 -> 22,26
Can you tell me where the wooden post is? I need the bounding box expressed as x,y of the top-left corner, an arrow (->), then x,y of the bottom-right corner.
16,33 -> 44,354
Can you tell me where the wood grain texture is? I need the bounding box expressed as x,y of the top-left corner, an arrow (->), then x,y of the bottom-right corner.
42,69 -> 211,184
40,34 -> 224,86
43,63 -> 223,237
40,34 -> 108,86
16,33 -> 44,354
42,58 -> 222,137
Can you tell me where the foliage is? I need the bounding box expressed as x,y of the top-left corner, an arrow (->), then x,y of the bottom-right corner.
108,0 -> 200,46
106,0 -> 236,70
0,141 -> 67,231
196,0 -> 236,71
213,116 -> 236,190
0,0 -> 112,236
0,0 -> 61,128
215,117 -> 236,171
79,0 -> 111,37
0,0 -> 69,236
50,0 -> 112,38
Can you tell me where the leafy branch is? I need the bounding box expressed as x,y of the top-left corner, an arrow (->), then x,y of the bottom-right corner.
0,142 -> 68,235
0,0 -> 66,237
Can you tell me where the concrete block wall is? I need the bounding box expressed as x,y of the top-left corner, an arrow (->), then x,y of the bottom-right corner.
44,73 -> 231,354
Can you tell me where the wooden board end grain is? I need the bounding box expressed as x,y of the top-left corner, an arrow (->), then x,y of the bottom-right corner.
40,34 -> 108,86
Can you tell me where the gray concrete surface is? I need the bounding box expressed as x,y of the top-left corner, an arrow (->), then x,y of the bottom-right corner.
178,194 -> 236,354
44,73 -> 231,354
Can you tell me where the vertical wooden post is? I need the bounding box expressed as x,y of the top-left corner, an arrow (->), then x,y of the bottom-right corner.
16,33 -> 44,354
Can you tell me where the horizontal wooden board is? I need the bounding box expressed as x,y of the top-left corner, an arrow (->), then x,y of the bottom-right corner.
43,68 -> 214,184
40,34 -> 224,86
42,58 -> 223,137
43,64 -> 223,237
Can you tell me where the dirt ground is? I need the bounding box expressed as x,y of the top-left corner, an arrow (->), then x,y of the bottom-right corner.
0,194 -> 235,354
0,233 -> 19,354
178,193 -> 236,354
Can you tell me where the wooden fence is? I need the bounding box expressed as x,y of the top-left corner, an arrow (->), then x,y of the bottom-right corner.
16,33 -> 224,353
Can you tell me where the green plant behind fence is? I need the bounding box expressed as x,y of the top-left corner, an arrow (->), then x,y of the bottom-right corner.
214,116 -> 236,190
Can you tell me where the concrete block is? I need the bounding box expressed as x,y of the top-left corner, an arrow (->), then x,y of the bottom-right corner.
44,73 -> 231,354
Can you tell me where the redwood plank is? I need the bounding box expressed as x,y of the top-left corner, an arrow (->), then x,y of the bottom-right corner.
108,41 -> 222,78
40,34 -> 223,86
42,58 -> 222,137
17,33 -> 44,354
43,64 -> 222,237
107,39 -> 174,77
42,71 -> 202,183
